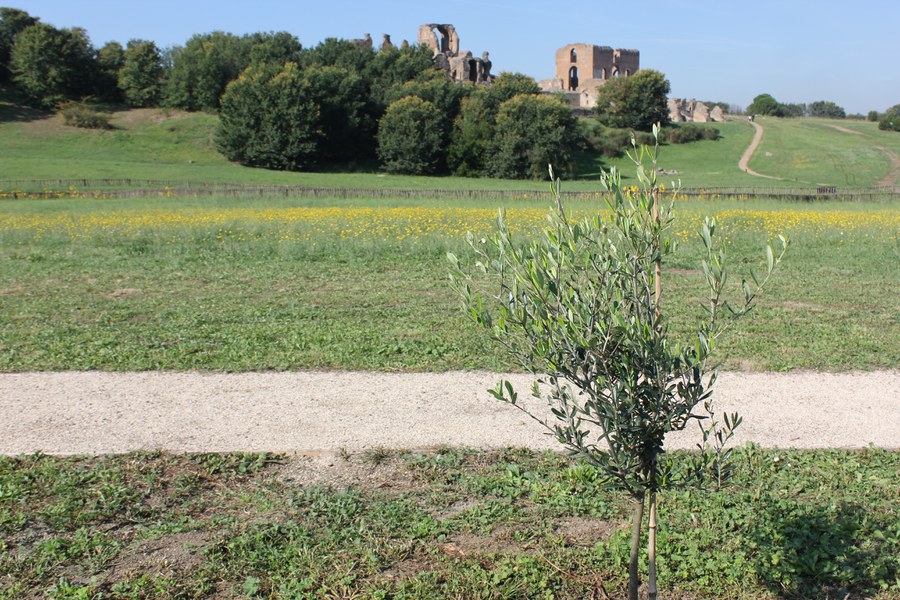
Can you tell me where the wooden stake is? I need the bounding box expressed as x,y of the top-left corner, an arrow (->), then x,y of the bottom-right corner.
652,186 -> 661,318
648,492 -> 658,600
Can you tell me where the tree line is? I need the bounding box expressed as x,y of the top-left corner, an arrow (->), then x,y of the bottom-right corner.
1,6 -> 720,179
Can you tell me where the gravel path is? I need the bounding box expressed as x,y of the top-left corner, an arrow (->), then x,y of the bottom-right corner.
738,120 -> 782,180
2,371 -> 898,455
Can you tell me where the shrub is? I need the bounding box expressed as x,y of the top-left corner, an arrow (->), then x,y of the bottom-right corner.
216,62 -> 319,170
377,96 -> 447,175
581,121 -> 627,157
867,110 -> 880,122
489,94 -> 579,179
663,123 -> 719,144
878,104 -> 900,132
594,69 -> 670,131
59,101 -> 111,129
808,100 -> 846,119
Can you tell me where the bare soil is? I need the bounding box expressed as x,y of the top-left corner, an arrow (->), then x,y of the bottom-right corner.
1,370 -> 897,456
875,145 -> 900,186
827,124 -> 864,135
738,121 -> 782,180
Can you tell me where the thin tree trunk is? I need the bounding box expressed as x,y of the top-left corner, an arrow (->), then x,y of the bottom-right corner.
652,186 -> 662,320
628,496 -> 645,600
649,179 -> 662,600
648,492 -> 658,600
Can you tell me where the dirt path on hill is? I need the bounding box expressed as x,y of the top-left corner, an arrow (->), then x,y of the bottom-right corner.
875,145 -> 900,186
738,121 -> 782,180
1,371 -> 897,456
827,124 -> 864,135
822,124 -> 898,186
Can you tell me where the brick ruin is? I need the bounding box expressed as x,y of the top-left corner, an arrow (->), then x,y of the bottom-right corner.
668,98 -> 726,122
417,24 -> 493,84
540,44 -> 640,109
354,28 -> 726,121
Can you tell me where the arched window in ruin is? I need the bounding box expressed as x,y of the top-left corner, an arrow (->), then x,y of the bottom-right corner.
600,67 -> 607,79
467,59 -> 478,82
568,66 -> 579,91
612,67 -> 620,78
570,48 -> 577,63
625,69 -> 631,77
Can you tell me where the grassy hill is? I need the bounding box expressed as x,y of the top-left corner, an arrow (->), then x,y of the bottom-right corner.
2,92 -> 899,190
747,116 -> 900,187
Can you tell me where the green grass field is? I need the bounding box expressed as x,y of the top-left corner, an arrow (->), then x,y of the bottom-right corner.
1,447 -> 897,598
2,91 -> 899,190
748,116 -> 900,187
1,193 -> 897,372
2,95 -> 899,599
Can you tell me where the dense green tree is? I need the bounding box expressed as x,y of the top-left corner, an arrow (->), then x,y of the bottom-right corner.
808,100 -> 846,119
216,62 -> 319,170
246,31 -> 302,65
385,71 -> 470,119
300,37 -> 373,74
594,69 -> 670,131
448,88 -> 495,176
10,23 -> 98,107
867,110 -> 880,122
487,72 -> 541,106
747,93 -> 783,116
0,6 -> 37,80
96,41 -> 124,101
118,39 -> 163,107
368,44 -> 436,108
302,64 -> 372,161
385,71 -> 471,159
878,104 -> 900,132
56,27 -> 98,97
490,93 -> 579,179
779,102 -> 806,118
164,31 -> 248,111
448,73 -> 543,177
377,96 -> 446,174
299,40 -> 435,161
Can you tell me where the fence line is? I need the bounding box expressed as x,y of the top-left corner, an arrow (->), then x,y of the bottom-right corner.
1,179 -> 898,202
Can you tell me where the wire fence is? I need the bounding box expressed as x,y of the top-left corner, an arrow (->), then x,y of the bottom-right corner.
1,178 -> 898,202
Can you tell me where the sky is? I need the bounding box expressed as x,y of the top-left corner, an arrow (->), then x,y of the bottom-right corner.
11,0 -> 900,114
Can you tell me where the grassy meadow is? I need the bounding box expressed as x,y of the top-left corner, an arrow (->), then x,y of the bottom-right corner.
1,193 -> 897,372
1,447 -> 898,598
3,90 -> 900,189
2,97 -> 899,598
747,116 -> 900,187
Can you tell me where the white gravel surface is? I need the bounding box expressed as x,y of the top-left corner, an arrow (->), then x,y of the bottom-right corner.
1,370 -> 898,455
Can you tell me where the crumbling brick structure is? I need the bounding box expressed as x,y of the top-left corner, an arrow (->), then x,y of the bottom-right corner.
541,44 -> 639,108
417,23 -> 493,84
668,98 -> 727,122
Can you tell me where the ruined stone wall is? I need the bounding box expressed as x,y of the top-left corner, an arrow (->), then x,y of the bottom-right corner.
418,23 -> 492,85
612,49 -> 639,77
555,44 -> 595,91
552,44 -> 640,98
668,98 -> 727,123
417,24 -> 460,55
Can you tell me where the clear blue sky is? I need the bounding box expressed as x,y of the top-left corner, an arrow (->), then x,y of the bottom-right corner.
11,0 -> 900,114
